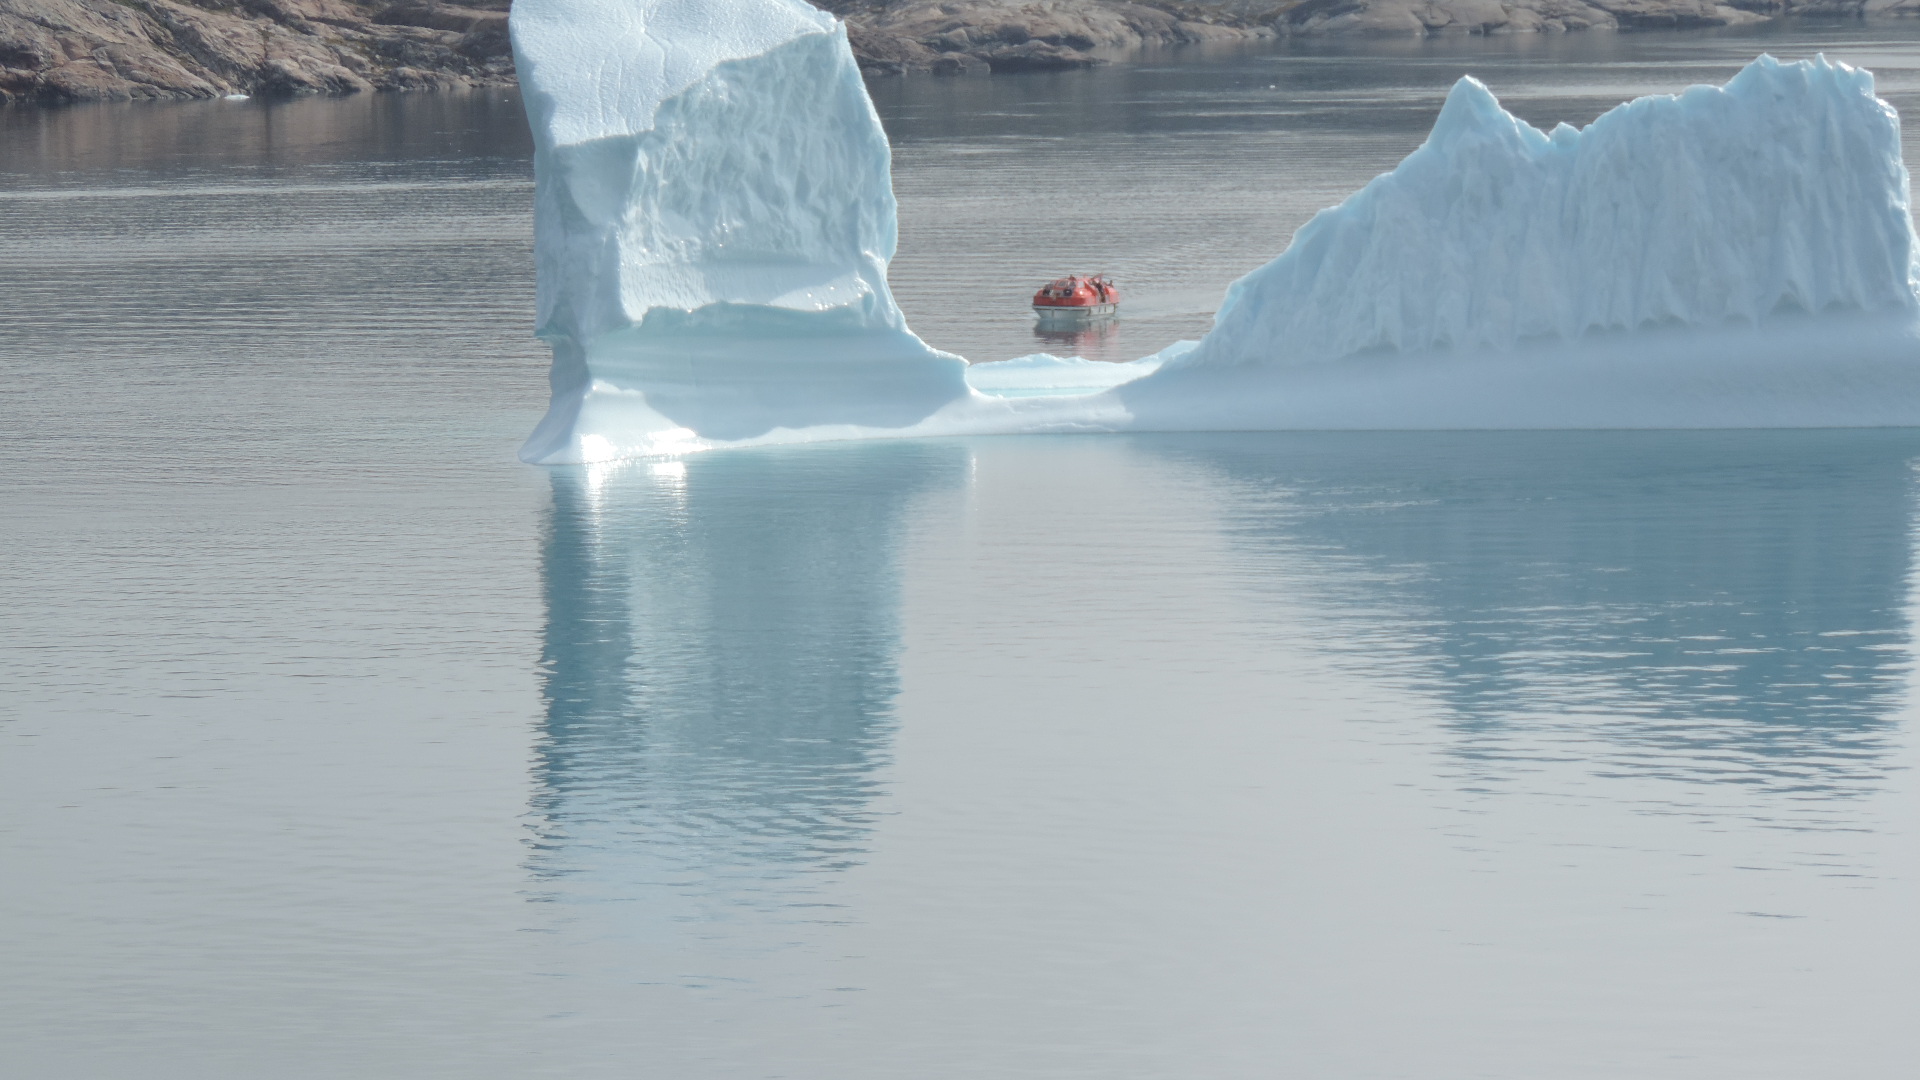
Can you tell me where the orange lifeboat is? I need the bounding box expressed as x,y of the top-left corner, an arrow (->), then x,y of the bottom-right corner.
1032,274 -> 1119,323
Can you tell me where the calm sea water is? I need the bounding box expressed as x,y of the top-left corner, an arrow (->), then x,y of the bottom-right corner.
5,25 -> 1920,1079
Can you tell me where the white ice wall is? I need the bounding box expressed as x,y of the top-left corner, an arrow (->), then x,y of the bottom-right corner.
510,0 -> 966,463
1178,55 -> 1920,370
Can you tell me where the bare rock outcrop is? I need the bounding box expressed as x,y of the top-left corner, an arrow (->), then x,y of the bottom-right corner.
8,0 -> 1920,105
0,0 -> 512,103
1275,0 -> 1761,32
823,0 -> 1920,77
825,1 -> 1275,74
1269,0 -> 1920,34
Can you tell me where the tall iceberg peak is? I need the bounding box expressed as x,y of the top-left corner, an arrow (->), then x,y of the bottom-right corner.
511,0 -> 967,464
1178,54 -> 1920,370
510,0 -> 835,147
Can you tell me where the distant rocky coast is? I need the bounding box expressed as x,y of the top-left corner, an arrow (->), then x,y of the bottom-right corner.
0,0 -> 1912,104
0,0 -> 512,103
831,0 -> 1920,75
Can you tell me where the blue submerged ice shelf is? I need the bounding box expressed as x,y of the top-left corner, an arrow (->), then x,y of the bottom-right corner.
511,0 -> 1920,463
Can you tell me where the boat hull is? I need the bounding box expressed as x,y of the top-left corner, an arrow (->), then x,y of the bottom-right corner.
1033,303 -> 1118,322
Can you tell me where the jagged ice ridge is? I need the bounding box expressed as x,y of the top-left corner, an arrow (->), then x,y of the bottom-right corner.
1181,55 -> 1919,370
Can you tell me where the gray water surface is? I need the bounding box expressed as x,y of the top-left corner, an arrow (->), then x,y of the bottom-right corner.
5,27 -> 1920,1079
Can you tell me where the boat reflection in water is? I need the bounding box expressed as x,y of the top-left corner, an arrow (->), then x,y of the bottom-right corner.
1029,317 -> 1125,363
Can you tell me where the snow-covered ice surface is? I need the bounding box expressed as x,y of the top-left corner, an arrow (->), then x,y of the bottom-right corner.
1184,57 -> 1918,369
963,347 -> 1182,398
511,0 -> 1920,463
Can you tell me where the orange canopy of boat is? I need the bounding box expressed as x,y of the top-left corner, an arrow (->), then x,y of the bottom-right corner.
1032,274 -> 1119,308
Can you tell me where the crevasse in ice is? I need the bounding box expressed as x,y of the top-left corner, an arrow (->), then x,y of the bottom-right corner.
1175,54 -> 1919,371
510,0 -> 967,464
509,0 -> 1920,460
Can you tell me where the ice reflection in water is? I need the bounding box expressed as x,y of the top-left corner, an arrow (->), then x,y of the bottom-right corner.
508,432 -> 1918,1074
1159,431 -> 1917,814
533,431 -> 1919,905
531,442 -> 969,912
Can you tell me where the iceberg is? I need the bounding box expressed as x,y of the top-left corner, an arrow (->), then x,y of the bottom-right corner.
1183,56 -> 1918,370
510,0 -> 1920,462
1118,53 -> 1920,432
510,0 -> 969,463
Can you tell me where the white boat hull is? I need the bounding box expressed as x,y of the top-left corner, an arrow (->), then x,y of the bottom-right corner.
1033,303 -> 1118,322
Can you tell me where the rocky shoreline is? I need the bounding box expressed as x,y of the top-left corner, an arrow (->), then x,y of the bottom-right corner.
2,0 -> 1915,105
827,1 -> 1275,75
0,0 -> 514,103
832,0 -> 1920,76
